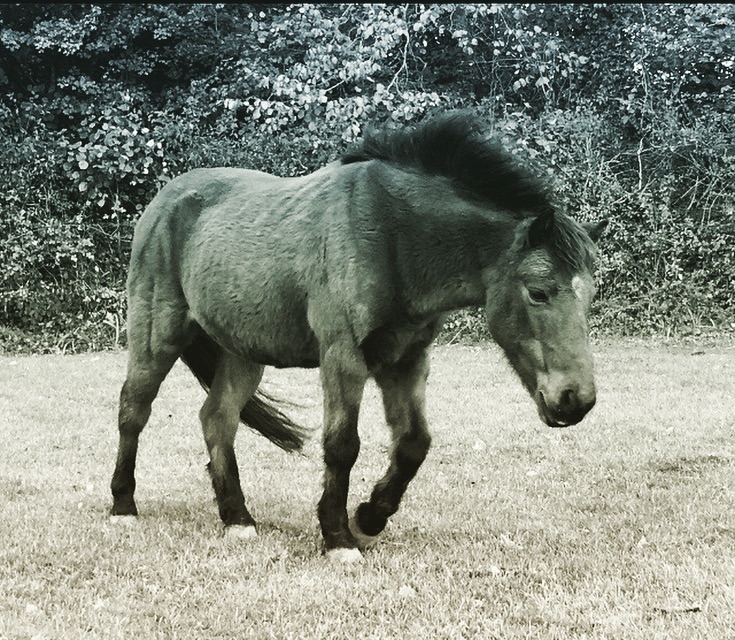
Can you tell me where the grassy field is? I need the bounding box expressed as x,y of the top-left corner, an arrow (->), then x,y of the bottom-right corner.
1,339 -> 734,639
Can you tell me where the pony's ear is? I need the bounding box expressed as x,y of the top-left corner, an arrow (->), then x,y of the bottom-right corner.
527,210 -> 555,248
584,219 -> 608,243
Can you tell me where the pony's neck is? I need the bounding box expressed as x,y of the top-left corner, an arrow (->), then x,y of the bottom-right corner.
375,164 -> 516,318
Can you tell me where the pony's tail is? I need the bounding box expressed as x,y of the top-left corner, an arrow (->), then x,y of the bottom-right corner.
180,331 -> 309,453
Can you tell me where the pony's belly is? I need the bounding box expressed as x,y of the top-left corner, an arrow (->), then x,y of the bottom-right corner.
247,340 -> 321,369
197,313 -> 320,369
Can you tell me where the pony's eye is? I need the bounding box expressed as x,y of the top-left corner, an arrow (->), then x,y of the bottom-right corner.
527,288 -> 550,304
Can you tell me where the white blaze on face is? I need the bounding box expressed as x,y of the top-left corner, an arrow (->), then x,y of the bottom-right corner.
571,275 -> 587,300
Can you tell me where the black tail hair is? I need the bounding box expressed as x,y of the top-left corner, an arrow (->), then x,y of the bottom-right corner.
180,331 -> 309,452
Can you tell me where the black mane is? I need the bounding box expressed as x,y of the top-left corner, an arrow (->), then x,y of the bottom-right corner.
341,110 -> 554,216
342,110 -> 599,272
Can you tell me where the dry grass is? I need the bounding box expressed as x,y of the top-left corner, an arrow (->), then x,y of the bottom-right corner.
1,340 -> 734,639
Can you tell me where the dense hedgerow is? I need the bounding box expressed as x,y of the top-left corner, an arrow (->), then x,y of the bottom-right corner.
1,4 -> 733,353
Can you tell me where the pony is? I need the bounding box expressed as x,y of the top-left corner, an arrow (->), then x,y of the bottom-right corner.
110,110 -> 607,563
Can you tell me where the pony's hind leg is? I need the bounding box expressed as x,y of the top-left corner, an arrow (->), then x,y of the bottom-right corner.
199,351 -> 264,538
110,347 -> 183,520
110,291 -> 192,521
353,349 -> 432,542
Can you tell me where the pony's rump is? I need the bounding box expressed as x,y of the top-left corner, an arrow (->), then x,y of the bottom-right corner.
180,331 -> 309,452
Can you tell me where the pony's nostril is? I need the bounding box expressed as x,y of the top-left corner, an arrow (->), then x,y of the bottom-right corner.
538,382 -> 596,427
563,385 -> 596,417
559,387 -> 578,411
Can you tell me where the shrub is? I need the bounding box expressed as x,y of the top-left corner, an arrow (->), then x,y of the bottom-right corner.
1,4 -> 733,353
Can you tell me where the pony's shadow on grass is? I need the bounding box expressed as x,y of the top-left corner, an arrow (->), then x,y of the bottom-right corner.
104,499 -> 210,533
350,521 -> 474,559
104,501 -> 501,565
650,453 -> 731,476
108,498 -> 323,552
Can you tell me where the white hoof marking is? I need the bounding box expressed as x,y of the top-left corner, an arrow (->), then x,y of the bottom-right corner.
224,524 -> 258,540
109,515 -> 139,526
327,547 -> 364,564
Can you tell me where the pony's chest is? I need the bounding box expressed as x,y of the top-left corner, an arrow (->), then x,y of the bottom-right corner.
359,317 -> 442,373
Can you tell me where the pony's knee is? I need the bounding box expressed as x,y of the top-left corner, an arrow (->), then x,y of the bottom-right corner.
323,427 -> 360,469
396,428 -> 432,470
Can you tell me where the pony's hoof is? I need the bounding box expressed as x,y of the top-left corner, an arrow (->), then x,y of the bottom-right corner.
109,514 -> 138,526
224,524 -> 257,540
326,547 -> 364,564
349,514 -> 381,549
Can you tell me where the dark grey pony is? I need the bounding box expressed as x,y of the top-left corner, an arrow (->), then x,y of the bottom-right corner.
110,111 -> 606,563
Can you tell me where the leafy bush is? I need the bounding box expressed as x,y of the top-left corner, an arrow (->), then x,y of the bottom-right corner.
59,99 -> 166,211
0,4 -> 733,353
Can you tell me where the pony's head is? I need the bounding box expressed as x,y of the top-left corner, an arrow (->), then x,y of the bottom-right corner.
485,210 -> 607,427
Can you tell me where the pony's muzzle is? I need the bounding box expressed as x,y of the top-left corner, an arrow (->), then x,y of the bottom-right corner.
536,382 -> 596,428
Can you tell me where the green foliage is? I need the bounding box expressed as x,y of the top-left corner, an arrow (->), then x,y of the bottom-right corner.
0,3 -> 733,352
60,99 -> 166,210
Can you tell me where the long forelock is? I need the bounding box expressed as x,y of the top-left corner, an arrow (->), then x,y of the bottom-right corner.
547,213 -> 598,274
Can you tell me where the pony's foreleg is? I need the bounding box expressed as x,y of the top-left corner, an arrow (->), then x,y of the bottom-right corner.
317,343 -> 368,562
200,353 -> 264,538
353,350 -> 432,540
